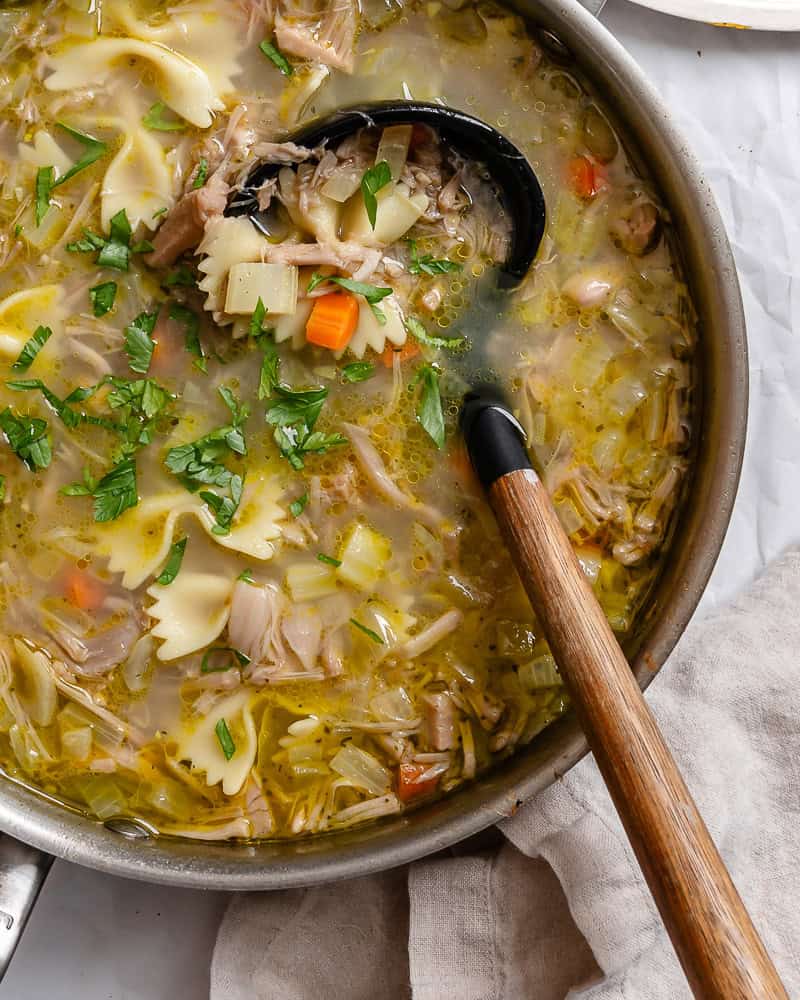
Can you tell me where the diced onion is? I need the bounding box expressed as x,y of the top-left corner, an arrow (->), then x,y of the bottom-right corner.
286,562 -> 338,602
321,167 -> 362,203
519,655 -> 561,690
376,125 -> 412,181
329,742 -> 391,796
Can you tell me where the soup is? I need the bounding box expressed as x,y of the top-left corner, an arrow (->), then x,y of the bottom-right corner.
0,0 -> 694,839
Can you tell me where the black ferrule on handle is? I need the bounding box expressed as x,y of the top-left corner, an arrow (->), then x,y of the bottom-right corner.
460,387 -> 532,489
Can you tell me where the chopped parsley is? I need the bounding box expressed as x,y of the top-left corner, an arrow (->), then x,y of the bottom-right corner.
307,273 -> 393,325
0,408 -> 51,471
11,326 -> 52,372
214,717 -> 236,760
412,363 -> 446,449
264,384 -> 346,470
34,166 -> 54,226
317,552 -> 341,567
152,206 -> 168,220
163,265 -> 196,288
89,281 -> 117,318
360,160 -> 391,230
349,618 -> 385,645
67,209 -> 146,273
124,311 -> 159,374
62,458 -> 138,522
142,102 -> 187,132
53,123 -> 108,188
192,157 -> 209,190
155,536 -> 187,585
202,647 -> 251,673
405,315 -> 465,351
289,492 -> 308,518
250,300 -> 279,399
259,38 -> 293,76
407,239 -> 463,276
341,361 -> 375,383
169,303 -> 206,373
237,568 -> 255,584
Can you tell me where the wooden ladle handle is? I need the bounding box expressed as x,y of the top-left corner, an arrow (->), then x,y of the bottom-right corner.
489,467 -> 786,998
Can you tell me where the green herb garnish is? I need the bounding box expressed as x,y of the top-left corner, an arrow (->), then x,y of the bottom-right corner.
200,474 -> 244,535
202,647 -> 251,673
263,384 -> 346,470
89,281 -> 117,318
317,553 -> 342,567
349,618 -> 385,645
90,458 -> 138,522
307,273 -> 393,325
67,209 -> 143,272
361,160 -> 391,230
237,568 -> 255,584
214,717 -> 236,759
155,536 -> 187,585
142,102 -> 186,132
341,361 -> 375,383
408,239 -> 462,276
250,300 -> 279,399
405,315 -> 465,351
11,326 -> 52,372
412,363 -> 446,449
169,303 -> 206,373
53,123 -> 108,188
259,38 -> 293,76
192,157 -> 209,189
124,311 -> 159,374
289,492 -> 308,518
163,265 -> 196,288
0,408 -> 51,471
34,166 -> 54,226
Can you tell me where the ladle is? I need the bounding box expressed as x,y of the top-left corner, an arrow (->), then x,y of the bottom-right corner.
233,102 -> 786,998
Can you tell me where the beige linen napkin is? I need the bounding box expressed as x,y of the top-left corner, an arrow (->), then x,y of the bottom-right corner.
211,550 -> 800,999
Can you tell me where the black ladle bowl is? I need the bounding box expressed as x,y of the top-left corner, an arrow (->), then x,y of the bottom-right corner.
227,100 -> 546,289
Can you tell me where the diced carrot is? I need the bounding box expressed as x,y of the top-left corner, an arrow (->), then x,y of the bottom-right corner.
305,292 -> 359,350
397,762 -> 439,803
380,338 -> 420,368
63,568 -> 107,612
567,155 -> 596,199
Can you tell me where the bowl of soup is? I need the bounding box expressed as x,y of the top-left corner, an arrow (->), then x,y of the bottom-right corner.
0,0 -> 745,893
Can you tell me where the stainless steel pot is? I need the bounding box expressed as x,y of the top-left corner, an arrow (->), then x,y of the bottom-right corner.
0,0 -> 747,976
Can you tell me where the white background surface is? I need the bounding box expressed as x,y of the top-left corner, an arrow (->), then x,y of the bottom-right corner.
2,2 -> 799,996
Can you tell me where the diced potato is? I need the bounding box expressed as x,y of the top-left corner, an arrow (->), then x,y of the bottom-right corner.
342,184 -> 428,247
225,262 -> 299,316
337,523 -> 391,591
286,562 -> 338,602
321,167 -> 362,203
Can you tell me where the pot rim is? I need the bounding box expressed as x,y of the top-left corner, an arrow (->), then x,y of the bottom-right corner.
0,0 -> 747,890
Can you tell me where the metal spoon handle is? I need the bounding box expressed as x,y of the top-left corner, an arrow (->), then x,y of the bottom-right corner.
464,402 -> 787,999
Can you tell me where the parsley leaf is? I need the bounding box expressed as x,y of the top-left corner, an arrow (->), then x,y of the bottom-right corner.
169,303 -> 206,373
405,315 -> 465,351
142,102 -> 187,132
237,568 -> 255,584
95,209 -> 134,272
192,157 -> 209,189
289,492 -> 308,518
200,473 -> 244,535
341,361 -> 375,383
163,265 -> 196,288
361,160 -> 391,230
306,273 -> 393,325
11,326 -> 52,372
91,458 -> 138,522
215,717 -> 237,759
89,281 -> 117,318
60,466 -> 97,498
0,408 -> 51,471
66,229 -> 106,254
34,166 -> 54,226
412,363 -> 446,449
7,377 -> 117,432
349,618 -> 385,644
124,311 -> 158,374
155,536 -> 187,585
250,300 -> 279,399
407,239 -> 463,276
52,123 -> 108,188
264,384 -> 346,469
317,552 -> 341,567
259,38 -> 293,76
202,647 -> 251,673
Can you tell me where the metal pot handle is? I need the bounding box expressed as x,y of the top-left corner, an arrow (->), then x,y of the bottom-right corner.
0,835 -> 53,979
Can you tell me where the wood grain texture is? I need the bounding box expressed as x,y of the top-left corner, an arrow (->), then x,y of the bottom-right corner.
489,468 -> 787,999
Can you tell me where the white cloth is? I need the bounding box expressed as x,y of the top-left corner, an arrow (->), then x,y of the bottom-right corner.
212,550 -> 800,998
